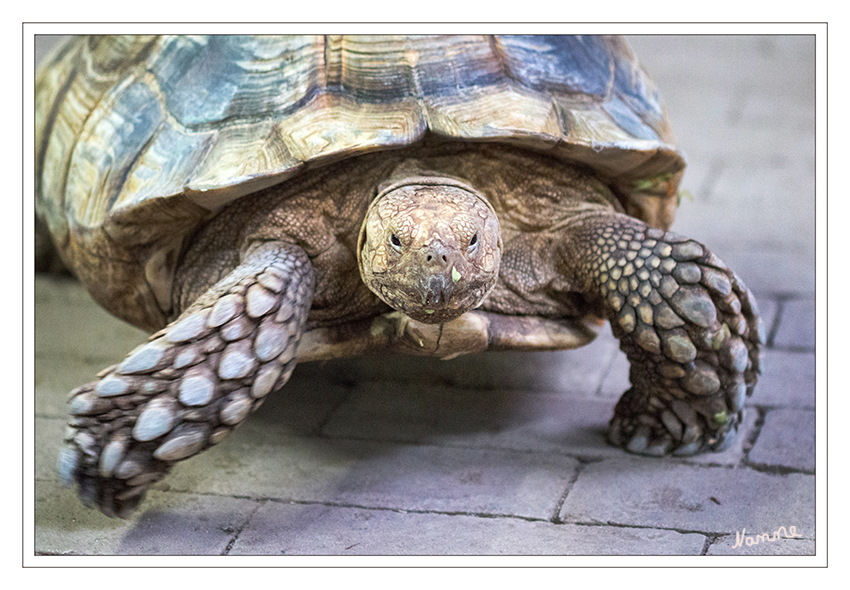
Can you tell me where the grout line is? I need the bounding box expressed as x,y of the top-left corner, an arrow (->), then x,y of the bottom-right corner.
744,461 -> 815,476
196,492 -> 815,543
551,461 -> 588,523
221,499 -> 266,555
740,406 -> 766,466
766,299 -> 785,348
767,344 -> 816,354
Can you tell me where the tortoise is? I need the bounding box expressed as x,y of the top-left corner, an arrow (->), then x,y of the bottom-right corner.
35,35 -> 763,517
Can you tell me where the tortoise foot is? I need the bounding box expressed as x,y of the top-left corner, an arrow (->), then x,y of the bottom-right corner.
59,362 -> 279,517
564,213 -> 763,456
58,381 -> 173,517
606,387 -> 742,457
57,242 -> 314,516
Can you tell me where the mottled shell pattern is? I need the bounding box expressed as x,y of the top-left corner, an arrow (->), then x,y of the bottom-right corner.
35,35 -> 684,330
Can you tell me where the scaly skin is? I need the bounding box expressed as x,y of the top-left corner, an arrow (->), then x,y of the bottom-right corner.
58,242 -> 314,517
559,212 -> 764,455
54,149 -> 764,516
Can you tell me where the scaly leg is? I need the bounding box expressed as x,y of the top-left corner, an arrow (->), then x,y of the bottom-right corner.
558,212 -> 763,455
58,241 -> 315,516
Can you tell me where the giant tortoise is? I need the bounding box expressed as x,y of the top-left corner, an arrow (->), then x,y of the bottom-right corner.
35,35 -> 763,516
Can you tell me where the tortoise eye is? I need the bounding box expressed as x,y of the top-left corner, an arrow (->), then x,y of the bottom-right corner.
390,234 -> 402,249
468,233 -> 478,249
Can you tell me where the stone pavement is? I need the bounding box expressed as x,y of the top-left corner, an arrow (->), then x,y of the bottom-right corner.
32,35 -> 817,557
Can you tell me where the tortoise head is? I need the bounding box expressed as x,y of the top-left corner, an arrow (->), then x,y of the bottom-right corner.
358,177 -> 502,324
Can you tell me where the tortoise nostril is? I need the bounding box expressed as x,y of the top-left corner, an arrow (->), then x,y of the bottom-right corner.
423,242 -> 451,269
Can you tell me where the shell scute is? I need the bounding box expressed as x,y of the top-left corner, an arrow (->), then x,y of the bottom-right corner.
40,35 -> 681,220
495,35 -> 614,97
36,34 -> 684,332
65,80 -> 164,229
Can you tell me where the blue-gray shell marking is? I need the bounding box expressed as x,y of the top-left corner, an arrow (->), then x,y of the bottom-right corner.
34,35 -> 684,334
37,35 -> 681,230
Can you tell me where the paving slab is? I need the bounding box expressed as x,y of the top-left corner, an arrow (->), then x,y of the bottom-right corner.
35,479 -> 138,556
773,299 -> 817,350
35,417 -> 67,481
560,459 -> 814,539
629,36 -> 814,165
674,156 -> 815,255
35,479 -> 259,555
753,349 -> 816,408
596,350 -> 632,401
323,384 -> 619,457
166,436 -> 579,520
34,276 -> 148,361
323,386 -> 760,466
230,502 -> 707,556
748,409 -> 816,472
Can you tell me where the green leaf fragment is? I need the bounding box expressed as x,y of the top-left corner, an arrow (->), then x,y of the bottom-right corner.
677,189 -> 694,206
633,172 -> 673,192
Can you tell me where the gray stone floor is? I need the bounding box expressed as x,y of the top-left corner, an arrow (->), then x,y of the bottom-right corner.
32,35 -> 817,557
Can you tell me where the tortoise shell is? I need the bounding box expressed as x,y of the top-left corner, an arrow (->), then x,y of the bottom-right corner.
35,35 -> 685,331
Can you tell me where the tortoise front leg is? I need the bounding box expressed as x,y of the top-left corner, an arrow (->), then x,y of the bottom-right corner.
58,241 -> 315,516
558,212 -> 764,455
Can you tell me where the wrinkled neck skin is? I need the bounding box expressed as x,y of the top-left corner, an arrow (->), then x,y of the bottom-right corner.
358,175 -> 502,324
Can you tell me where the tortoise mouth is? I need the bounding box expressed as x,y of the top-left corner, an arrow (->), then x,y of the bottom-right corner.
410,274 -> 488,324
411,307 -> 466,324
371,266 -> 494,325
421,273 -> 454,308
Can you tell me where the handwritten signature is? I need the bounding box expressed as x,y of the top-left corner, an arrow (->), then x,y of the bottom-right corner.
733,525 -> 802,548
